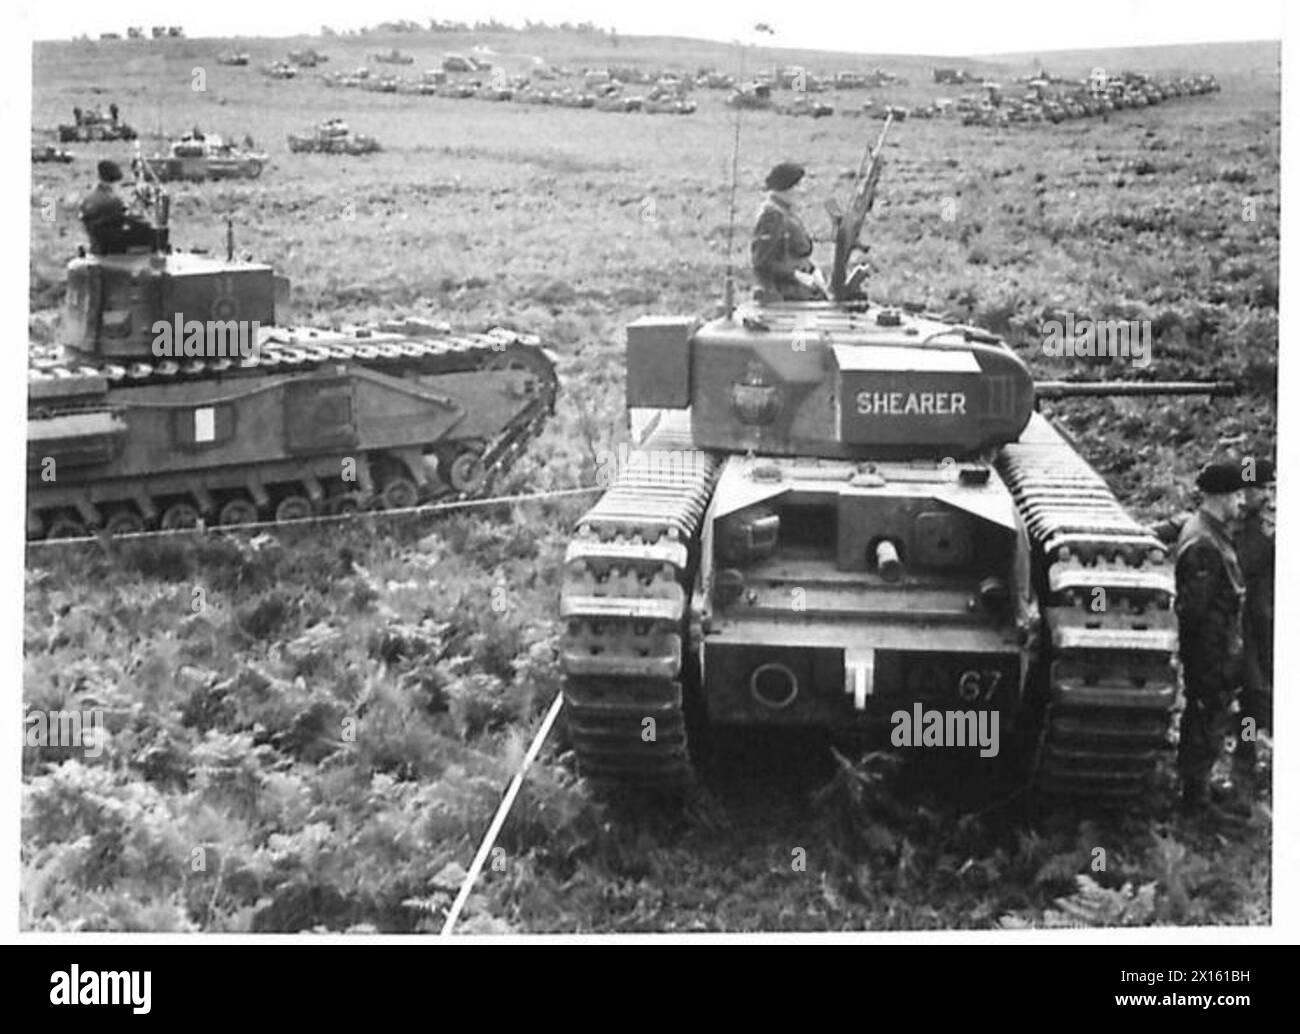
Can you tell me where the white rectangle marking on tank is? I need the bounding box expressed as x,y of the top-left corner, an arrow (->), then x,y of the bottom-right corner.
194,407 -> 215,443
845,647 -> 875,710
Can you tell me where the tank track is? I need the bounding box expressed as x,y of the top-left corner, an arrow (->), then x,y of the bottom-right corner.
29,323 -> 547,405
997,413 -> 1178,802
27,324 -> 557,538
559,413 -> 720,790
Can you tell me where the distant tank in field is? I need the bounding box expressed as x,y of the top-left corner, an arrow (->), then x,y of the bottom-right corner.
372,49 -> 415,65
57,107 -> 137,143
287,119 -> 381,155
32,144 -> 75,164
726,83 -> 774,110
142,132 -> 267,182
288,48 -> 329,67
27,199 -> 557,540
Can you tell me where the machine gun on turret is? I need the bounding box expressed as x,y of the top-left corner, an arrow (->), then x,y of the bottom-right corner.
827,112 -> 893,301
129,140 -> 170,252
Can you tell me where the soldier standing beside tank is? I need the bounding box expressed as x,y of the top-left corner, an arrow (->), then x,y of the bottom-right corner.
751,162 -> 828,301
1174,463 -> 1248,819
1234,458 -> 1274,784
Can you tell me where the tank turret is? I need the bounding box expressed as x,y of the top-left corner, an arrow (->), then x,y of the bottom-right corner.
627,304 -> 1036,459
61,251 -> 281,362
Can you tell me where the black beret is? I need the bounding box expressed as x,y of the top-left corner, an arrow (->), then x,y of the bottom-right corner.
1195,462 -> 1243,495
1240,458 -> 1275,486
765,161 -> 805,191
97,159 -> 123,182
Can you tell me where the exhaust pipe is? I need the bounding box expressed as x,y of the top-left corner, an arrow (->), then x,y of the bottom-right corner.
875,539 -> 902,581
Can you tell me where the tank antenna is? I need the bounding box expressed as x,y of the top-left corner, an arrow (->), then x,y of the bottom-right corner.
722,41 -> 745,317
724,23 -> 777,317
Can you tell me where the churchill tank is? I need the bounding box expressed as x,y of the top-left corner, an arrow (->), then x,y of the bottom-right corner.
27,199 -> 556,540
559,127 -> 1230,804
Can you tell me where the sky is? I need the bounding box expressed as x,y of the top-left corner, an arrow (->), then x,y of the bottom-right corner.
16,0 -> 1286,57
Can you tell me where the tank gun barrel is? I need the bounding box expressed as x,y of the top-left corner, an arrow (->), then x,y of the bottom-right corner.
1035,379 -> 1237,400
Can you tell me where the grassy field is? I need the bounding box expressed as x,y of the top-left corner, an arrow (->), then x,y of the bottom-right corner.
24,30 -> 1278,932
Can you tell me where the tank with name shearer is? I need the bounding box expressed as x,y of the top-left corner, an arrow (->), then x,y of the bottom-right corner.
559,118 -> 1234,807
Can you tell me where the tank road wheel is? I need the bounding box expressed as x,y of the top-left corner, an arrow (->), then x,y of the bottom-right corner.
379,476 -> 420,510
246,159 -> 263,178
328,492 -> 367,516
45,514 -> 88,539
161,503 -> 201,530
104,508 -> 145,536
218,498 -> 260,526
447,451 -> 487,495
274,495 -> 314,522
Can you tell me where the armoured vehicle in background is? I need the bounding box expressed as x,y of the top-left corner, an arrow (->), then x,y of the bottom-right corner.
778,97 -> 834,118
372,49 -> 415,65
58,108 -> 137,143
287,119 -> 381,155
643,96 -> 697,115
32,144 -> 75,164
726,83 -> 774,110
218,51 -> 250,66
263,61 -> 298,79
27,199 -> 557,540
142,133 -> 267,181
288,48 -> 329,67
362,75 -> 401,94
559,121 -> 1231,805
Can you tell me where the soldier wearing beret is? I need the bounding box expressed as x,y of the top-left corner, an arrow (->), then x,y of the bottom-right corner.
1234,457 -> 1274,782
1174,462 -> 1248,818
79,159 -> 155,255
751,161 -> 827,301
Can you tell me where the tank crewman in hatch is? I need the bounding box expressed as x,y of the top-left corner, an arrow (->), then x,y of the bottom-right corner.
79,159 -> 155,255
1233,458 -> 1274,783
751,161 -> 828,301
1174,462 -> 1249,819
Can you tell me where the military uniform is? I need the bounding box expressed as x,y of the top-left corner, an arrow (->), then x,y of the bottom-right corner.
1174,508 -> 1245,803
751,194 -> 821,301
79,180 -> 154,255
1235,504 -> 1274,763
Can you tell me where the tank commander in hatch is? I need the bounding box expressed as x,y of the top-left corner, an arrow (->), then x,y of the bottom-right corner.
751,161 -> 828,302
79,159 -> 156,255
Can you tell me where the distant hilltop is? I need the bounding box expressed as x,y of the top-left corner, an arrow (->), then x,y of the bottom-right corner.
44,27 -> 1278,82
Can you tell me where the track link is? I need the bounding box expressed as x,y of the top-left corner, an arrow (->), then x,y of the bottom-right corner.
997,413 -> 1178,802
560,413 -> 720,790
